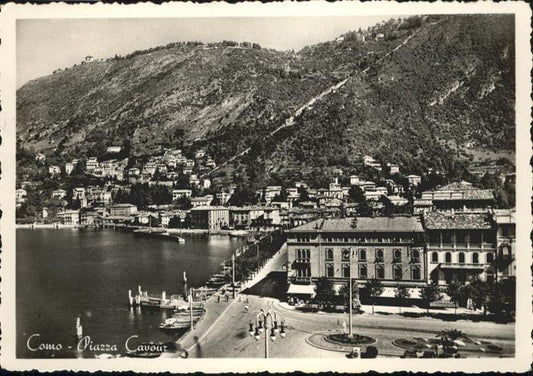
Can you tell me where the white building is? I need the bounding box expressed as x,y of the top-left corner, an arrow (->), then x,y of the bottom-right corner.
65,162 -> 75,175
106,146 -> 122,154
172,189 -> 192,200
407,175 -> 422,186
16,188 -> 27,205
48,165 -> 62,176
51,189 -> 67,199
86,157 -> 99,172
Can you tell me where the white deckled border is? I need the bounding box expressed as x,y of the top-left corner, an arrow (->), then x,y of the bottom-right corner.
1,1 -> 531,373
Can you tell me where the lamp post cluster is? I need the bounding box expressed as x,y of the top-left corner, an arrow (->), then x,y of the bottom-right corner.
248,309 -> 286,358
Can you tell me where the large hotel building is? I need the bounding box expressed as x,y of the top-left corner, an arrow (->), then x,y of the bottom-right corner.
287,216 -> 427,294
286,208 -> 515,301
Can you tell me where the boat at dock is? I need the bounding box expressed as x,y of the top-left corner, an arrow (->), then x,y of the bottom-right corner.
159,312 -> 203,332
229,230 -> 249,238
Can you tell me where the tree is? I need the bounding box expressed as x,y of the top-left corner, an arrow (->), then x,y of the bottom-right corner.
168,216 -> 181,229
314,277 -> 335,309
175,197 -> 192,210
364,279 -> 384,314
394,284 -> 410,313
348,186 -> 372,216
420,282 -> 442,314
447,280 -> 467,315
488,279 -> 515,317
298,187 -> 310,202
466,277 -> 490,314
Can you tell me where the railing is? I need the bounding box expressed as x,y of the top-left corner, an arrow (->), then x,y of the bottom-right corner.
439,262 -> 486,269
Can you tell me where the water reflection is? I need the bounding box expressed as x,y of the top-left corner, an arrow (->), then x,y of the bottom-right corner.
17,228 -> 245,358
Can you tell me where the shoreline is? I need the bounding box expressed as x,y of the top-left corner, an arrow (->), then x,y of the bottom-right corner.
16,223 -> 253,238
16,223 -> 79,229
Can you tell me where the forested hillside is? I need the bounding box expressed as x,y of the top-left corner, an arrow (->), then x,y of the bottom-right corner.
17,14 -> 515,189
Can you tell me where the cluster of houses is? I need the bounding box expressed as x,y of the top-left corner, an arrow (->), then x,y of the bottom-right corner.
285,180 -> 516,304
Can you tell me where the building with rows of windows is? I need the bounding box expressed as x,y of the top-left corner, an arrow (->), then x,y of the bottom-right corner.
424,211 -> 496,285
286,208 -> 515,302
286,216 -> 426,295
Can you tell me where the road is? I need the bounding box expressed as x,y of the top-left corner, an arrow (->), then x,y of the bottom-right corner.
187,295 -> 514,358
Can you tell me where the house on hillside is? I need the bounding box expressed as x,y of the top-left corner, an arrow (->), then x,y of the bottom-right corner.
48,165 -> 61,176
106,146 -> 122,154
65,162 -> 75,175
172,189 -> 192,200
51,189 -> 67,199
407,174 -> 422,187
16,188 -> 27,205
191,195 -> 213,208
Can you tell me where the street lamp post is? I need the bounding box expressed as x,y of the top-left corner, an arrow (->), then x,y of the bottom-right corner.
232,253 -> 236,299
188,287 -> 194,330
348,247 -> 354,339
248,309 -> 286,358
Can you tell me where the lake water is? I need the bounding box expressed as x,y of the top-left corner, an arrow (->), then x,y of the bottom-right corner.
16,228 -> 245,358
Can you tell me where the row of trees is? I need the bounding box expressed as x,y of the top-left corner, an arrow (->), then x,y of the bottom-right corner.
313,277 -> 515,317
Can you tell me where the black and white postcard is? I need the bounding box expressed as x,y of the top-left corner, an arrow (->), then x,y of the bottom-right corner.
1,1 -> 531,373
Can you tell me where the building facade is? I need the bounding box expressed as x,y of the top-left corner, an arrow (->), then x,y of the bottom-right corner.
286,217 -> 426,291
493,208 -> 515,280
189,207 -> 230,230
424,211 -> 496,285
109,204 -> 138,217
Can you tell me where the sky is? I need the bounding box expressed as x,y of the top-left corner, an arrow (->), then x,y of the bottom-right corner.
16,16 -> 395,88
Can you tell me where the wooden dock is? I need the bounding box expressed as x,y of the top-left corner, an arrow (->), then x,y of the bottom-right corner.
128,286 -> 216,310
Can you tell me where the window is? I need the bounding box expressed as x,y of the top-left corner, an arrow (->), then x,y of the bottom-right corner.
342,263 -> 350,278
375,249 -> 384,262
326,263 -> 334,277
393,249 -> 402,262
442,232 -> 452,243
429,232 -> 440,243
296,266 -> 310,278
472,253 -> 479,264
296,249 -> 310,261
458,252 -> 465,263
394,265 -> 403,280
455,231 -> 466,244
431,252 -> 439,263
325,248 -> 334,261
342,249 -> 350,261
359,264 -> 368,279
376,264 -> 385,279
411,250 -> 420,263
470,231 -> 481,244
499,246 -> 511,260
411,265 -> 421,280
445,252 -> 452,263
486,253 -> 494,263
359,249 -> 367,262
486,271 -> 495,284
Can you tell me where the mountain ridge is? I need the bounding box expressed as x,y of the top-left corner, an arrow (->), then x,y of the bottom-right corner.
16,14 -> 515,188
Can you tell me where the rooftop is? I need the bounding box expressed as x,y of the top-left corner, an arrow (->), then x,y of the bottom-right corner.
289,216 -> 424,233
423,211 -> 493,230
493,208 -> 515,224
